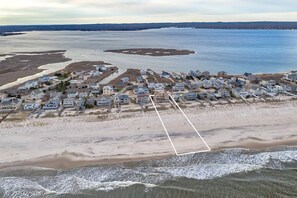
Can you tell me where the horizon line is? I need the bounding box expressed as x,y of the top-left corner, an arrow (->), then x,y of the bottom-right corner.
1,21 -> 297,27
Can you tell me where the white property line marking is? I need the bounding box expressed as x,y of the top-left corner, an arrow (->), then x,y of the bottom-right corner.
168,94 -> 211,152
149,95 -> 211,156
149,95 -> 178,155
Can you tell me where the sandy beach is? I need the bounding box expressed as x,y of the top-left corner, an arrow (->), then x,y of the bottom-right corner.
0,101 -> 296,169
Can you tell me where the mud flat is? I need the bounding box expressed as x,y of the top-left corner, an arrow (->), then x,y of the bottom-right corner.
0,51 -> 71,87
105,48 -> 195,56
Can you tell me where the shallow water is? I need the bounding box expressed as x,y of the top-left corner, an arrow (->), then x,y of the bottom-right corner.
0,147 -> 296,197
1,28 -> 297,74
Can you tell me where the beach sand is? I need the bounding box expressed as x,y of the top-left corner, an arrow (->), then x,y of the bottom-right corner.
0,101 -> 296,169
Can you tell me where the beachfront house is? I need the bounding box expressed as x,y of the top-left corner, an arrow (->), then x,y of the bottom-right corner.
133,86 -> 149,95
103,85 -> 114,95
31,89 -> 45,100
86,97 -> 96,106
114,94 -> 130,105
250,87 -> 264,97
184,92 -> 197,101
172,93 -> 183,102
154,91 -> 169,103
172,83 -> 185,92
232,88 -> 251,99
136,94 -> 150,104
207,92 -> 216,100
43,99 -> 60,110
0,97 -> 21,111
23,102 -> 40,111
218,89 -> 231,98
96,96 -> 112,108
63,98 -> 75,108
76,98 -> 85,110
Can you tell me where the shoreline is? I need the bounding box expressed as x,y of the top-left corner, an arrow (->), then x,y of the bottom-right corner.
1,101 -> 296,170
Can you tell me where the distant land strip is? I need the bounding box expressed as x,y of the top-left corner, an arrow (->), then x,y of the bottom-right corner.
1,22 -> 297,34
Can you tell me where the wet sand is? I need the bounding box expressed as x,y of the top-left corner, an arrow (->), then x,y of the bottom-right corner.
0,101 -> 296,169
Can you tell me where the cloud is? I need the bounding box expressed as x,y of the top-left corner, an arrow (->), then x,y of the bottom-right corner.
0,0 -> 297,25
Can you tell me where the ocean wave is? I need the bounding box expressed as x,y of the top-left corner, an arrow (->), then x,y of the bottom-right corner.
0,147 -> 296,196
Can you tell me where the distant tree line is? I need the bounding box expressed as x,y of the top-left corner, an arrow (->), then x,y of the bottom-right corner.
1,22 -> 297,34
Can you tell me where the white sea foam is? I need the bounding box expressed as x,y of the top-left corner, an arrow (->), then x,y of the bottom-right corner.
0,148 -> 296,197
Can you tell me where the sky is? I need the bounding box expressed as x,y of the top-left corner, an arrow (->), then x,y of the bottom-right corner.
0,0 -> 297,25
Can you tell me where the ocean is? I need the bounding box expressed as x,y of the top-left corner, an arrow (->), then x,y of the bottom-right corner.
0,147 -> 296,197
1,28 -> 297,197
1,28 -> 297,74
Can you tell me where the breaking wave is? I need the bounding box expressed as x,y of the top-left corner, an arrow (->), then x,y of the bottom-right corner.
0,147 -> 296,197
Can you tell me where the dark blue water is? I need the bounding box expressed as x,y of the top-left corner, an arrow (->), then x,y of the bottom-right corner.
1,28 -> 297,74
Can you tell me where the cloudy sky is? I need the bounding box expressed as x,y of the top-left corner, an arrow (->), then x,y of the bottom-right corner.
0,0 -> 297,25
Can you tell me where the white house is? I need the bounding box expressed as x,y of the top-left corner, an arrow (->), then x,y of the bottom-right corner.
79,92 -> 88,98
96,65 -> 108,72
43,99 -> 60,110
63,98 -> 75,108
88,82 -> 100,89
31,89 -> 45,100
96,96 -> 112,107
67,91 -> 79,98
23,102 -> 40,111
103,85 -> 114,95
18,81 -> 39,90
